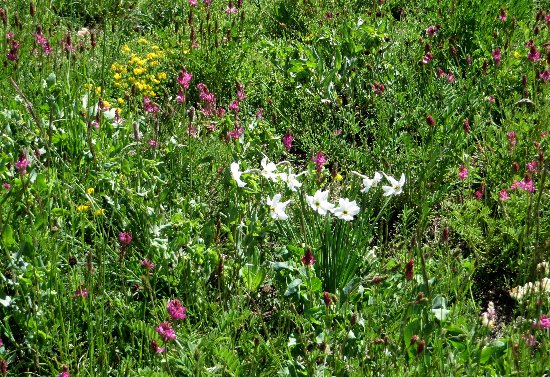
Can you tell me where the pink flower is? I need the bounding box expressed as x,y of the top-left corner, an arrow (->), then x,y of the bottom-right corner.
3,182 -> 11,190
217,107 -> 226,117
533,314 -> 550,329
58,366 -> 70,377
148,139 -> 160,148
167,299 -> 187,321
458,165 -> 468,180
463,118 -> 470,133
15,156 -> 29,175
189,0 -> 198,6
150,339 -> 166,353
499,189 -> 510,201
228,99 -> 239,113
528,46 -> 541,62
186,126 -> 198,137
446,71 -> 455,83
511,177 -> 535,193
206,123 -> 216,132
492,48 -> 501,65
74,287 -> 88,299
255,108 -> 264,119
422,52 -> 433,64
143,96 -> 160,113
539,71 -> 550,82
323,291 -> 332,307
436,67 -> 446,78
140,259 -> 155,271
313,151 -> 328,168
225,4 -> 238,14
177,68 -> 193,89
333,129 -> 342,136
282,132 -> 293,151
499,8 -> 507,22
226,126 -> 244,140
425,25 -> 439,36
507,131 -> 517,146
474,186 -> 485,200
34,33 -> 52,55
176,89 -> 185,103
119,231 -> 132,246
526,160 -> 538,172
236,82 -> 245,101
155,321 -> 176,341
487,95 -> 495,104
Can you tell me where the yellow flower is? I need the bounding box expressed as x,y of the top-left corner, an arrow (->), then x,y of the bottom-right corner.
117,98 -> 125,104
95,87 -> 102,96
146,52 -> 157,60
133,67 -> 144,75
151,78 -> 160,85
93,208 -> 105,216
121,44 -> 131,53
151,45 -> 160,50
83,83 -> 93,90
86,187 -> 95,195
113,73 -> 122,80
103,100 -> 112,108
514,51 -> 521,59
157,72 -> 167,80
333,173 -> 343,181
77,203 -> 90,212
138,38 -> 148,45
148,91 -> 156,97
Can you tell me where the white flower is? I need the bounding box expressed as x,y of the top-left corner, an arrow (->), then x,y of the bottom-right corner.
332,198 -> 360,221
382,173 -> 406,196
306,190 -> 334,216
279,170 -> 302,192
261,157 -> 278,182
230,162 -> 247,187
266,194 -> 291,220
362,171 -> 382,192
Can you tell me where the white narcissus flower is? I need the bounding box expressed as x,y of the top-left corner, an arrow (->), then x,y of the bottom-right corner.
362,171 -> 382,192
332,198 -> 360,221
382,173 -> 406,196
266,194 -> 291,220
278,170 -> 302,192
261,157 -> 278,182
306,190 -> 335,216
230,162 -> 247,188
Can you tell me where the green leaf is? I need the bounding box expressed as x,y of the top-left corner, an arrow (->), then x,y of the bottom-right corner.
2,224 -> 15,247
284,278 -> 302,297
480,340 -> 506,365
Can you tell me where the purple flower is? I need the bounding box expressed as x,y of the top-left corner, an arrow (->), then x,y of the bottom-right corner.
143,96 -> 160,114
425,114 -> 435,127
167,299 -> 187,321
228,99 -> 239,113
148,139 -> 160,148
425,25 -> 439,36
539,71 -> 550,82
34,33 -> 52,55
458,165 -> 468,180
177,68 -> 193,89
446,71 -> 455,83
282,132 -> 293,151
499,189 -> 510,201
474,186 -> 485,200
225,4 -> 238,14
533,314 -> 550,329
492,48 -> 501,66
511,177 -> 535,193
526,160 -> 538,172
436,67 -> 446,78
226,126 -> 244,140
405,259 -> 414,280
74,287 -> 88,299
150,339 -> 166,353
189,0 -> 198,6
155,321 -> 176,341
323,291 -> 332,307
463,118 -> 470,133
236,82 -> 245,101
176,89 -> 185,103
487,95 -> 495,104
372,81 -> 385,94
140,259 -> 155,271
312,151 -> 328,169
119,231 -> 132,246
507,131 -> 517,146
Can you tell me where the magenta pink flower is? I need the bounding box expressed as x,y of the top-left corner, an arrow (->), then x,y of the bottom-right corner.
186,126 -> 198,137
333,129 -> 342,136
148,139 -> 160,148
458,165 -> 468,180
499,189 -> 510,201
282,132 -> 293,151
492,48 -> 501,66
176,89 -> 185,103
526,160 -> 538,172
422,52 -> 433,64
301,248 -> 316,266
58,366 -> 70,377
228,99 -> 239,113
34,33 -> 52,55
140,259 -> 155,271
405,259 -> 414,280
167,299 -> 187,321
528,46 -> 541,62
119,231 -> 132,246
150,339 -> 166,353
463,118 -> 470,133
436,67 -> 445,78
197,83 -> 217,116
425,114 -> 435,127
487,95 -> 495,104
539,71 -> 550,82
74,287 -> 88,299
226,4 -> 238,14
255,108 -> 264,119
177,68 -> 193,89
511,177 -> 535,193
474,186 -> 485,200
313,151 -> 328,168
2,183 -> 10,190
499,8 -> 507,22
425,25 -> 439,36
533,314 -> 550,330
236,82 -> 245,101
446,71 -> 455,83
155,321 -> 176,341
189,0 -> 198,6
15,156 -> 29,175
226,126 -> 244,140
143,96 -> 160,114
507,131 -> 517,146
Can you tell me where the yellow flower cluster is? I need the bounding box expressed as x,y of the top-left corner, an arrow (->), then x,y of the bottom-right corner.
111,39 -> 169,98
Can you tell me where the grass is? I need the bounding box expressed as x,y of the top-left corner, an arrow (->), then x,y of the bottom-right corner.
0,0 -> 549,375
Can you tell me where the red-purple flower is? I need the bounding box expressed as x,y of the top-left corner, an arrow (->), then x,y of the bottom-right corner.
119,231 -> 132,246
499,189 -> 510,201
539,71 -> 550,82
507,131 -> 517,146
526,160 -> 538,172
499,8 -> 507,22
458,165 -> 468,180
372,81 -> 385,94
492,48 -> 501,66
148,139 -> 160,148
155,321 -> 176,341
140,258 -> 155,271
58,366 -> 69,377
422,52 -> 433,64
15,156 -> 29,175
177,68 -> 193,89
228,99 -> 239,113
167,299 -> 187,321
176,89 -> 185,103
150,339 -> 166,353
323,291 -> 332,307
301,248 -> 316,266
143,96 -> 160,113
2,182 -> 10,190
282,132 -> 293,151
226,126 -> 244,140
425,25 -> 439,36
425,114 -> 435,127
405,259 -> 414,280
74,287 -> 88,299
313,151 -> 328,170
511,177 -> 535,193
528,46 -> 541,62
463,118 -> 470,133
236,82 -> 245,101
0,360 -> 6,377
189,0 -> 198,6
474,187 -> 485,200
533,314 -> 550,329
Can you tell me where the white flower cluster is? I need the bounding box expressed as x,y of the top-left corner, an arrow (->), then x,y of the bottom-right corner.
230,158 -> 406,222
509,278 -> 550,302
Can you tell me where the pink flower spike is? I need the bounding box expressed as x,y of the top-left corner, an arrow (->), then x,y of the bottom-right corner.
507,131 -> 517,146
74,288 -> 88,299
533,314 -> 550,329
167,299 -> 187,321
189,0 -> 198,6
176,89 -> 185,103
499,189 -> 510,201
313,151 -> 328,168
150,339 -> 166,353
177,68 -> 193,89
422,52 -> 433,64
58,366 -> 70,377
155,321 -> 176,341
15,156 -> 29,175
499,8 -> 507,22
140,259 -> 155,271
526,160 -> 538,172
528,46 -> 541,62
458,165 -> 468,180
282,132 -> 293,151
119,231 -> 132,246
492,48 -> 501,66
